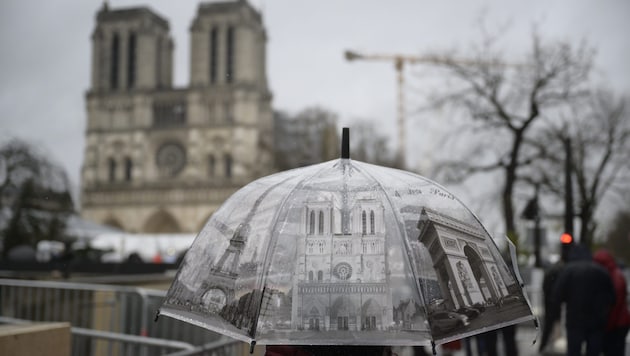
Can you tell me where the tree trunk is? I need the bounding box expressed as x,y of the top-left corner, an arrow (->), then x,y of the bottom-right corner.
578,202 -> 594,249
503,132 -> 524,247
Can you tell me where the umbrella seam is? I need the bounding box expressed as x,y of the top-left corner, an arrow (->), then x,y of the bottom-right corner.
356,162 -> 437,342
252,160 -> 337,339
241,172 -> 309,339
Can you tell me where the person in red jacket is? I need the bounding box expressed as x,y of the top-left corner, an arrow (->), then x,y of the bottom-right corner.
593,249 -> 630,356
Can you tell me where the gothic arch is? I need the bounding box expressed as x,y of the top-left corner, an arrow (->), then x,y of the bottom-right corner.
309,210 -> 315,234
303,299 -> 326,331
331,296 -> 356,330
463,245 -> 500,301
361,298 -> 382,330
143,209 -> 181,233
307,306 -> 322,330
304,299 -> 327,315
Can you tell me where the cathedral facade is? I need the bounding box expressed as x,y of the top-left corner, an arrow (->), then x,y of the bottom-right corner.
292,198 -> 393,332
81,1 -> 274,233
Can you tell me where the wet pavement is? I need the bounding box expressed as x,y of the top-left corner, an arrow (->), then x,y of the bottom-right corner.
392,324 -> 540,356
393,323 -> 630,356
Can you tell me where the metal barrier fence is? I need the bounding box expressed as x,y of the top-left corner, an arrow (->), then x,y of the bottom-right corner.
0,278 -> 247,356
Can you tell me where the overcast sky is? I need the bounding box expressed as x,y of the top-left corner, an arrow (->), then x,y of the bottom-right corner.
1,0 -> 629,195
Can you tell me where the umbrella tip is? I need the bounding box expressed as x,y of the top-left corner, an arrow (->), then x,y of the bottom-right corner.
341,127 -> 350,159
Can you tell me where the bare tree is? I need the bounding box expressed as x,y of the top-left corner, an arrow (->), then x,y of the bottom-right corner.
430,33 -> 594,245
572,92 -> 630,247
525,90 -> 630,248
349,120 -> 400,168
273,107 -> 400,170
0,139 -> 74,256
603,209 -> 630,265
273,107 -> 339,170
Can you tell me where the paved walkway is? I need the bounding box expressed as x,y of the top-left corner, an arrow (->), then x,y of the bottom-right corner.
393,324 -> 630,356
391,324 -> 539,356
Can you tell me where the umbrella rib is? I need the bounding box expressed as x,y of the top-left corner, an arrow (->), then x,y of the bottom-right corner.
245,175 -> 296,223
356,163 -> 434,340
256,162 -> 335,284
250,161 -> 335,339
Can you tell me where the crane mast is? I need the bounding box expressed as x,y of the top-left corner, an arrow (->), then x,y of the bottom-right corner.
345,50 -> 510,169
345,50 -> 422,168
345,51 -> 460,168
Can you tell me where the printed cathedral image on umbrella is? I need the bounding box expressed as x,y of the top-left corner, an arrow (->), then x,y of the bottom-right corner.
158,128 -> 534,347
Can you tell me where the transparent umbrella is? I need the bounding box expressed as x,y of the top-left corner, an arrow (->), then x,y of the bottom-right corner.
158,129 -> 534,348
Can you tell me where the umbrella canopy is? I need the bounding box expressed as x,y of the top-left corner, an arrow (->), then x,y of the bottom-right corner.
159,131 -> 534,347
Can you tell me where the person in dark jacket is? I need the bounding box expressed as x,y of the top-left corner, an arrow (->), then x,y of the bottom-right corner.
593,249 -> 630,356
551,245 -> 615,356
538,260 -> 564,353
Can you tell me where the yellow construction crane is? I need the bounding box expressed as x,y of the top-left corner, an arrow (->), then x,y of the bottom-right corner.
345,50 -> 490,168
345,51 -> 442,168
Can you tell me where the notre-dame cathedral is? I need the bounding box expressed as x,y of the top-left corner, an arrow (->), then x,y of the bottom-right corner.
80,1 -> 274,233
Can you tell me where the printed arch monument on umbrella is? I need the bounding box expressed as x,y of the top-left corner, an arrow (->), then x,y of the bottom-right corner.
158,128 -> 534,347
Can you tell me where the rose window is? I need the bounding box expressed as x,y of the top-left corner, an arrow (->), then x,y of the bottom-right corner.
334,262 -> 353,280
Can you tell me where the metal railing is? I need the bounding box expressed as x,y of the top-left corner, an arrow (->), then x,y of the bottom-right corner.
0,316 -> 196,352
0,278 -> 246,356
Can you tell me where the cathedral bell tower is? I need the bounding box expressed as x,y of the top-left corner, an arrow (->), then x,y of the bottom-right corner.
90,3 -> 173,92
81,1 -> 274,234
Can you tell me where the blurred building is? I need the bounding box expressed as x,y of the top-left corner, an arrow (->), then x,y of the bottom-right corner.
273,108 -> 339,170
80,1 -> 274,233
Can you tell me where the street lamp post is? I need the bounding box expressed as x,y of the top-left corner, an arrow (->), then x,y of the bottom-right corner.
522,185 -> 542,268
